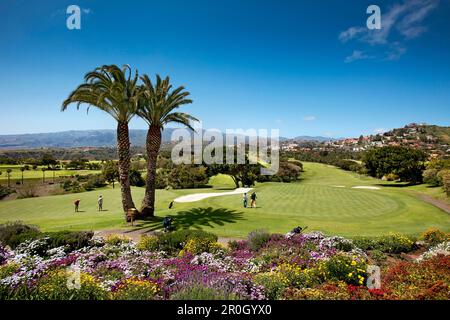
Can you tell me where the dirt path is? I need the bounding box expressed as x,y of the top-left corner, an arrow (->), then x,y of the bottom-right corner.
417,194 -> 450,214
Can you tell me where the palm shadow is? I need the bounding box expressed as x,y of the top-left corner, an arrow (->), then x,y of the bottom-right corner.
133,207 -> 245,232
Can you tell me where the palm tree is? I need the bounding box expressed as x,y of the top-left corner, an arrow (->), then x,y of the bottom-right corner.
6,169 -> 12,187
41,167 -> 46,183
20,166 -> 25,185
62,65 -> 139,220
137,74 -> 197,217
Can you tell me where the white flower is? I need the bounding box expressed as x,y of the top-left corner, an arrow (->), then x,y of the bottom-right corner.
417,241 -> 450,262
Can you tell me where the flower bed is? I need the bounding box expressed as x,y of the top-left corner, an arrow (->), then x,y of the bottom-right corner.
0,228 -> 449,300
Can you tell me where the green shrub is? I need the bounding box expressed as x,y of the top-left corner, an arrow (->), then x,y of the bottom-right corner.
0,222 -> 94,251
441,171 -> 450,197
370,249 -> 387,265
129,169 -> 145,187
44,231 -> 94,251
421,228 -> 449,246
379,234 -> 415,253
254,272 -> 288,300
137,235 -> 159,251
322,254 -> 367,285
353,234 -> 414,254
0,262 -> 20,279
423,169 -> 440,186
384,173 -> 399,181
156,229 -> 218,253
179,237 -> 223,256
168,165 -> 209,189
171,284 -> 238,300
247,229 -> 271,251
155,169 -> 170,189
60,180 -> 83,193
0,221 -> 41,248
228,240 -> 244,251
0,185 -> 14,200
112,278 -> 158,300
34,269 -> 109,300
83,174 -> 106,191
104,234 -> 131,246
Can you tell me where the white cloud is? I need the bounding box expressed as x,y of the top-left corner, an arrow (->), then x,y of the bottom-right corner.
339,0 -> 439,61
344,50 -> 374,63
384,42 -> 407,60
303,116 -> 316,121
339,27 -> 366,43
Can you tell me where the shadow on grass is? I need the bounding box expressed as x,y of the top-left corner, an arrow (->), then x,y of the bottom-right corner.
374,182 -> 415,188
131,207 -> 245,232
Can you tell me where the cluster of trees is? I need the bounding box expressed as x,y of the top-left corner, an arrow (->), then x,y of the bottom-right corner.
60,174 -> 106,193
63,159 -> 101,170
0,147 -> 143,162
165,165 -> 209,189
290,150 -> 364,173
363,146 -> 428,184
257,161 -> 302,183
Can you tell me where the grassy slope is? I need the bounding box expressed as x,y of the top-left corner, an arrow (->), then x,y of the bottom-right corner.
0,162 -> 449,237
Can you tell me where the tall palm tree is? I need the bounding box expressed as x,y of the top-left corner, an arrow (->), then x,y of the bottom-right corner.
137,74 -> 198,217
20,166 -> 25,185
62,65 -> 139,219
6,169 -> 12,188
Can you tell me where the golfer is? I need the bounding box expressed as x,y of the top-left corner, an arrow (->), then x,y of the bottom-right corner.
250,192 -> 257,208
74,199 -> 80,212
98,195 -> 103,211
243,193 -> 248,208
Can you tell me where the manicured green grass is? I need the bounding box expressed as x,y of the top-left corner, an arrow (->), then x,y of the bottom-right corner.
0,162 -> 449,238
207,174 -> 236,190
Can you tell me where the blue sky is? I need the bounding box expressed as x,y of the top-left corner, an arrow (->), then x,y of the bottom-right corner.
0,0 -> 449,138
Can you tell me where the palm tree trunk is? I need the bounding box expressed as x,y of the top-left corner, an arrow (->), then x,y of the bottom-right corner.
141,124 -> 161,217
117,121 -> 136,220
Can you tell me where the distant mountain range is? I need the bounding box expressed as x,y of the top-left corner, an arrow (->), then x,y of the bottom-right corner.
0,130 -> 170,149
0,129 -> 332,149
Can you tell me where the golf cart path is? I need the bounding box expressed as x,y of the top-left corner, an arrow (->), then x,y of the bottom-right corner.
417,194 -> 450,214
173,187 -> 253,203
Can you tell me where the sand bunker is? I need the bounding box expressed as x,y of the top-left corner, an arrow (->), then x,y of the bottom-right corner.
332,185 -> 346,188
174,187 -> 253,203
351,186 -> 381,190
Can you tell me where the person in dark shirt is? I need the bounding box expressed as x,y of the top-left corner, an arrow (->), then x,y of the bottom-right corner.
250,192 -> 257,208
74,199 -> 80,212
